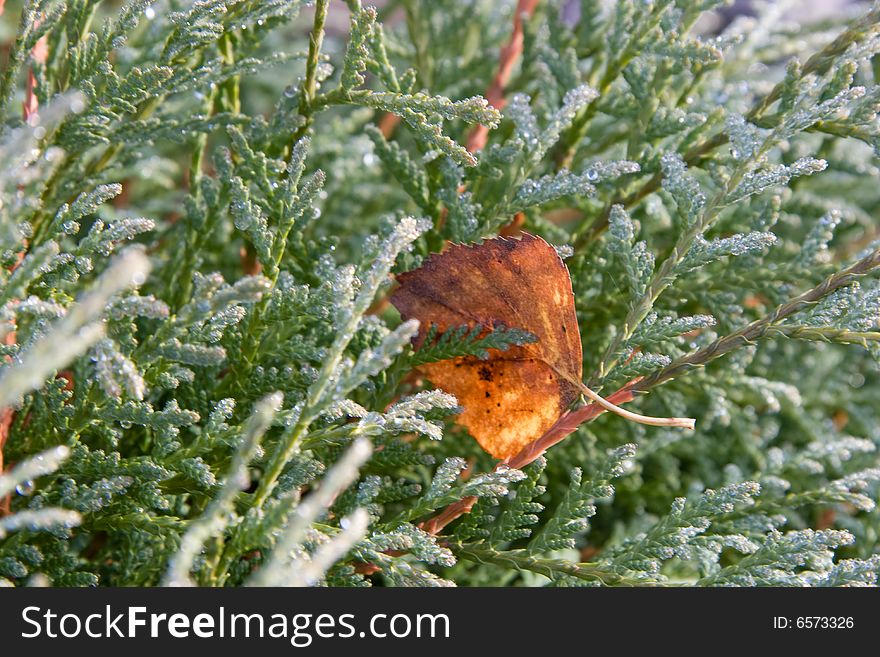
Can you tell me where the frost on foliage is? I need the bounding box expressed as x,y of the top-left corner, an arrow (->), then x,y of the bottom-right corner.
0,249 -> 151,409
437,160 -> 481,240
727,158 -> 828,204
795,211 -> 842,267
325,390 -> 459,444
341,319 -> 419,393
249,438 -> 372,587
381,390 -> 459,441
91,339 -> 146,400
512,161 -> 639,212
607,205 -> 654,297
365,524 -> 455,568
799,282 -> 880,333
363,93 -> 500,167
631,312 -> 717,347
611,351 -> 672,380
678,231 -> 778,273
366,125 -> 431,213
340,7 -> 377,91
397,459 -> 527,527
608,482 -> 762,580
725,113 -> 769,162
531,444 -> 635,553
0,447 -> 80,542
661,153 -> 706,224
507,94 -> 540,146
700,529 -> 865,586
528,85 -> 598,164
487,457 -> 547,545
166,393 -> 282,587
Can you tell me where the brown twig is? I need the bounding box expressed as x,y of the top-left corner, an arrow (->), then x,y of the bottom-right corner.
22,68 -> 38,122
377,111 -> 400,139
2,26 -> 50,515
466,0 -> 540,153
21,13 -> 48,123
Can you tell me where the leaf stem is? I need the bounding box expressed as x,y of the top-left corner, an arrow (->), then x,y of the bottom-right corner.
576,379 -> 694,430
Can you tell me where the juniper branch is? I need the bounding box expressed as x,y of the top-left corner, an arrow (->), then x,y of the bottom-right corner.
286,0 -> 329,158
764,325 -> 880,347
449,542 -> 654,586
635,246 -> 880,391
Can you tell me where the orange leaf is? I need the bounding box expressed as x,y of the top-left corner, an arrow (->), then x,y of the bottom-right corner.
391,233 -> 583,459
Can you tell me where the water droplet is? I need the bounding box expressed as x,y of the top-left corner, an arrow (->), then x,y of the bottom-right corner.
16,480 -> 35,496
33,126 -> 46,139
120,420 -> 133,429
45,146 -> 63,162
145,6 -> 156,20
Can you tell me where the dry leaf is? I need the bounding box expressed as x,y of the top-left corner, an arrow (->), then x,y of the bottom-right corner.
392,233 -> 584,459
392,233 -> 694,460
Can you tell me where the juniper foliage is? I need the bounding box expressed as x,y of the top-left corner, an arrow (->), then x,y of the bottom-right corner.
1,0 -> 879,587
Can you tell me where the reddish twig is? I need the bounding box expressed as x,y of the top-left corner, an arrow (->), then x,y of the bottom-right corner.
2,27 -> 51,515
466,0 -> 540,153
22,69 -> 38,122
0,332 -> 14,515
375,1 -> 539,153
240,244 -> 262,276
499,212 -> 526,237
419,495 -> 478,536
377,111 -> 400,139
22,18 -> 48,123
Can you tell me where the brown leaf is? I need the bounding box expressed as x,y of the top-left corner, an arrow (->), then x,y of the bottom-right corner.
391,233 -> 583,459
392,233 -> 695,461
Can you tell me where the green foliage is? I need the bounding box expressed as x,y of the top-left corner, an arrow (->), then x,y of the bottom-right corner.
0,0 -> 879,588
